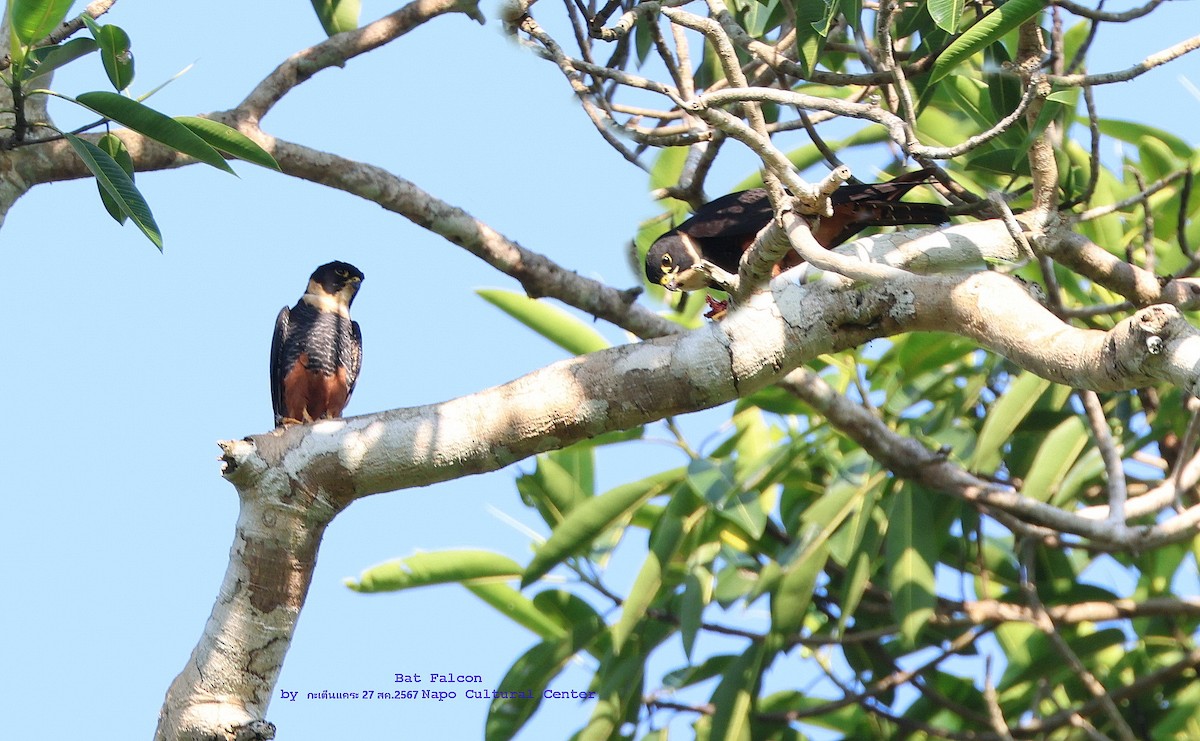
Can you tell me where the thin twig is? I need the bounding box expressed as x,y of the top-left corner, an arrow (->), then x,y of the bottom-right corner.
1019,542 -> 1138,741
1079,391 -> 1127,524
1048,33 -> 1200,87
0,0 -> 118,71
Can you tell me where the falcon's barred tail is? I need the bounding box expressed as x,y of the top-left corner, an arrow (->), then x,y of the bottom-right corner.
819,200 -> 949,249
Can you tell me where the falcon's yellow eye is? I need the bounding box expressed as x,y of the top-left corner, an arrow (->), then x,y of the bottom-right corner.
660,253 -> 673,270
336,269 -> 350,278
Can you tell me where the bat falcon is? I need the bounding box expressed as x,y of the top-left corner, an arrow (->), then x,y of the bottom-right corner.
645,169 -> 948,292
270,261 -> 364,427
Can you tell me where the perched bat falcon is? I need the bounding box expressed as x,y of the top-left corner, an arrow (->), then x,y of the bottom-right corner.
270,261 -> 364,427
645,169 -> 948,292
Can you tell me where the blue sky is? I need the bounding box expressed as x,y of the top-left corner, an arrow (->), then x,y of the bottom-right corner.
2,1 -> 1198,739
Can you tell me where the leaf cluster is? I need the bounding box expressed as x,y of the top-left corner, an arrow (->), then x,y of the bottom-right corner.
4,0 -> 280,249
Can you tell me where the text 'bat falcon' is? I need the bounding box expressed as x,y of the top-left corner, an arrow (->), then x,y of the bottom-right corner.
645,169 -> 949,292
270,261 -> 364,427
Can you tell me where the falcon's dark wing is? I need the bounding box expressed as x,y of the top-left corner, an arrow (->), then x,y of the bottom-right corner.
678,188 -> 773,241
269,305 -> 292,426
674,189 -> 774,273
345,320 -> 363,400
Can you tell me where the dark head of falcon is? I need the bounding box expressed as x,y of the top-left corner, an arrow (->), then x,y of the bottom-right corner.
645,188 -> 773,292
270,261 -> 365,427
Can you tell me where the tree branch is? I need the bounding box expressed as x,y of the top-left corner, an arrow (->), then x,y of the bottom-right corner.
239,0 -> 484,121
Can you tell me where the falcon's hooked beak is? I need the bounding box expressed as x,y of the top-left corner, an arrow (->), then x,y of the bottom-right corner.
658,234 -> 712,292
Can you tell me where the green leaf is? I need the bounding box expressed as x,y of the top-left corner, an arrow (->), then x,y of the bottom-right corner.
927,0 -> 964,33
837,548 -> 874,634
65,133 -> 162,250
813,0 -> 842,36
1000,628 -> 1126,689
534,589 -> 607,637
96,133 -> 132,224
800,470 -> 875,542
649,145 -> 690,191
886,487 -> 938,646
793,0 -> 826,75
97,133 -> 133,175
985,43 -> 1025,131
462,582 -> 566,640
74,91 -> 235,174
310,0 -> 361,36
93,22 -> 134,91
548,444 -> 595,497
588,623 -> 671,740
1052,446 -> 1105,507
680,566 -> 708,658
941,74 -> 998,133
892,334 -> 977,380
770,541 -> 830,636
965,148 -> 1033,177
1097,118 -> 1194,159
486,637 -> 588,741
710,640 -> 769,741
22,37 -> 97,83
612,487 -> 700,652
737,0 -> 777,38
581,665 -> 641,741
1154,677 -> 1200,737
930,0 -> 1046,83
1139,135 -> 1179,182
481,596 -> 606,741
345,549 -> 523,591
969,371 -> 1051,473
612,553 -> 667,654
477,289 -> 610,356
1022,415 -> 1088,502
1011,98 -> 1067,168
174,116 -> 281,170
517,455 -> 589,527
522,468 -> 683,586
9,0 -> 75,47
665,654 -> 735,690
633,15 -> 654,65
688,458 -> 767,539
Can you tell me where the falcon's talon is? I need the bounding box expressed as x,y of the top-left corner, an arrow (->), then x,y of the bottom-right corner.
704,296 -> 729,320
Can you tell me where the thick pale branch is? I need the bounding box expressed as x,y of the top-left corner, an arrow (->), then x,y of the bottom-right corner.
775,266 -> 1200,548
154,490 -> 332,741
903,274 -> 1199,395
215,270 -> 1200,547
218,268 -> 1200,502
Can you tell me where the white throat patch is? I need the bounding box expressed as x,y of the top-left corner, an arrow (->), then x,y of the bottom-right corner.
301,280 -> 352,317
